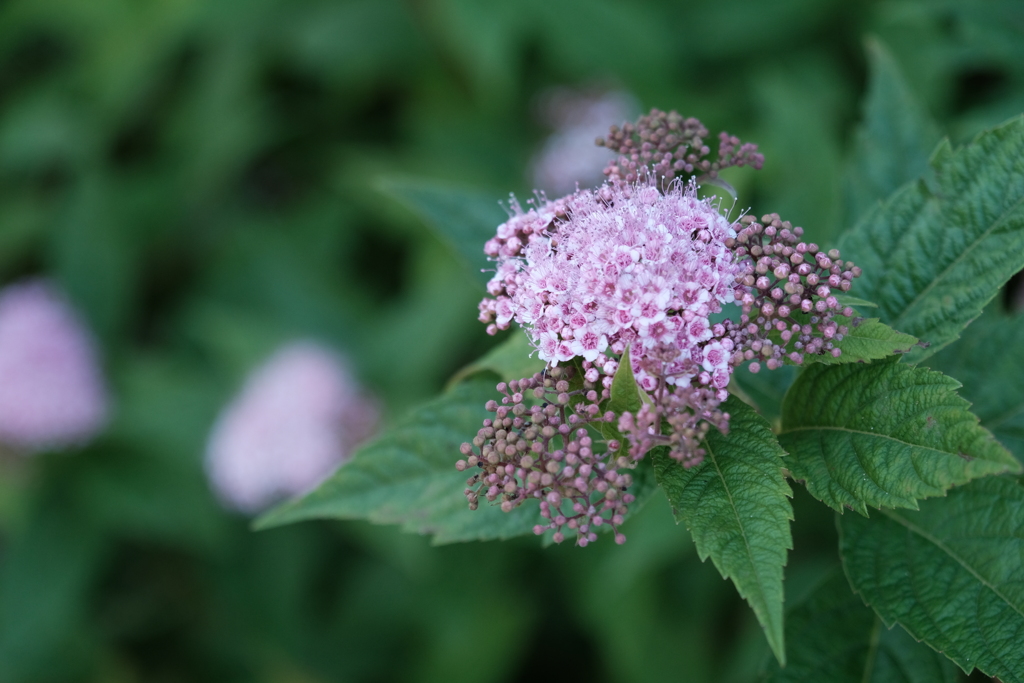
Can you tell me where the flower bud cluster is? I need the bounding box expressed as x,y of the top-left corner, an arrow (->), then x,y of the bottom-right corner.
723,213 -> 863,370
456,365 -> 635,547
597,109 -> 764,186
618,375 -> 729,469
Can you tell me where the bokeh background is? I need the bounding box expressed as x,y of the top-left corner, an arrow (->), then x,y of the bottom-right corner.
1,0 -> 1022,681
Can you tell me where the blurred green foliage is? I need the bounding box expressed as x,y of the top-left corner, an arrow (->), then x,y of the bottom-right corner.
0,0 -> 1021,681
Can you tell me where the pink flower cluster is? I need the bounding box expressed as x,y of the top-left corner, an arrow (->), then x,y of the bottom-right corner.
478,179 -> 744,394
0,279 -> 110,453
205,341 -> 379,513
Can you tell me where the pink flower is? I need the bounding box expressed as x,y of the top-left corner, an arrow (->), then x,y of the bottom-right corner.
480,178 -> 743,389
570,328 -> 608,362
0,279 -> 109,453
205,341 -> 379,514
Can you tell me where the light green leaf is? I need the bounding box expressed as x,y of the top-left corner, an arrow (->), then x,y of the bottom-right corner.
839,476 -> 1024,682
255,379 -> 540,543
929,305 -> 1024,465
843,37 -> 941,228
589,347 -> 643,458
840,115 -> 1024,363
377,176 -> 505,287
761,570 -> 959,683
653,396 -> 793,664
608,346 -> 642,417
792,292 -> 919,366
765,294 -> 917,367
779,358 -> 1020,515
834,294 -> 879,309
828,318 -> 919,364
786,316 -> 918,366
447,328 -> 545,389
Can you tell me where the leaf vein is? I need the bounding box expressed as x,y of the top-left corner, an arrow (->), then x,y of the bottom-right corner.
881,508 -> 1024,622
705,441 -> 771,611
782,425 -> 956,459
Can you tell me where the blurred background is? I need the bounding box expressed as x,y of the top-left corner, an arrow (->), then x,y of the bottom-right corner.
0,0 -> 1021,681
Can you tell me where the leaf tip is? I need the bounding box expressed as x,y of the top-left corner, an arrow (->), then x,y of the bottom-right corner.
766,626 -> 787,667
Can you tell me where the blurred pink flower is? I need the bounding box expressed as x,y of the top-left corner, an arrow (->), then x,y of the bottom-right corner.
205,340 -> 379,513
530,88 -> 638,195
0,279 -> 110,452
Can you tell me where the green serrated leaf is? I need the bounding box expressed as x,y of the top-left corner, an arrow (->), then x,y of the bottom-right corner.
840,115 -> 1024,363
843,37 -> 941,228
761,570 -> 959,683
834,294 -> 879,309
376,176 -> 505,288
779,357 -> 1020,515
929,305 -> 1024,465
652,396 -> 793,665
839,476 -> 1024,682
828,318 -> 919,364
447,327 -> 545,389
255,379 -> 540,543
780,316 -> 919,366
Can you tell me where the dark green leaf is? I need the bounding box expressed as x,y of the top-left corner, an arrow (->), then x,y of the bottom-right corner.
761,570 -> 959,683
840,115 -> 1024,363
255,379 -> 540,543
754,65 -> 844,245
843,37 -> 941,228
653,396 -> 793,664
779,358 -> 1020,515
256,375 -> 659,545
0,502 -> 105,682
929,305 -> 1024,464
49,177 -> 138,346
839,476 -> 1024,682
731,364 -> 796,426
376,177 -> 505,288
